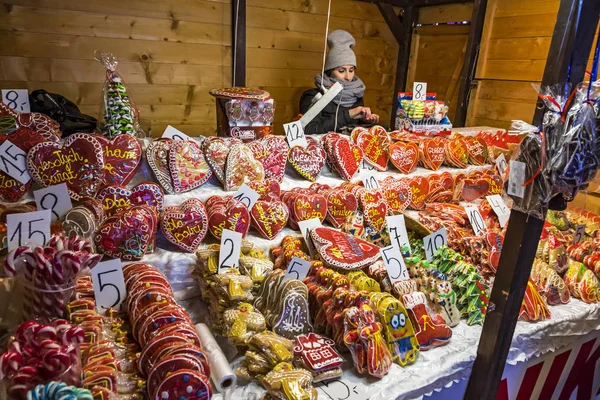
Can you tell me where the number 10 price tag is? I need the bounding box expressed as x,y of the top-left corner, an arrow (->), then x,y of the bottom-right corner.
423,228 -> 447,261
464,205 -> 485,236
218,229 -> 242,273
92,259 -> 126,313
233,183 -> 260,210
7,209 -> 51,252
284,121 -> 308,148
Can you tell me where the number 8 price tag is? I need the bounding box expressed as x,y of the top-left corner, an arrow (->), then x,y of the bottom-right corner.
381,245 -> 409,284
283,257 -> 311,282
423,228 -> 448,261
92,259 -> 126,313
284,121 -> 308,148
7,209 -> 51,252
218,229 -> 242,273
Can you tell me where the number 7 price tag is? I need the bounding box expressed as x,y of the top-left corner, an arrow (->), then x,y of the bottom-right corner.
386,215 -> 411,255
283,257 -> 311,282
284,121 -> 308,148
92,259 -> 126,313
423,228 -> 448,261
381,245 -> 409,284
218,229 -> 242,273
7,209 -> 51,252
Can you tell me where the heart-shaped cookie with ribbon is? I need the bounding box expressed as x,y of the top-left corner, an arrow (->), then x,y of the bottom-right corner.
169,140 -> 212,193
224,143 -> 265,191
288,137 -> 326,182
359,190 -> 387,231
147,139 -> 175,194
247,136 -> 289,182
464,137 -> 489,165
384,180 -> 413,214
97,182 -> 164,216
310,227 -> 381,270
161,198 -> 208,252
27,133 -> 105,200
419,138 -> 445,171
331,138 -> 363,181
251,199 -> 289,240
208,199 -> 250,239
355,125 -> 389,171
389,141 -> 419,174
325,189 -> 357,229
94,134 -> 142,186
408,176 -> 429,210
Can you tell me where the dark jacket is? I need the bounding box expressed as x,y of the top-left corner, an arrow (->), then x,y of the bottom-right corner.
299,88 -> 370,135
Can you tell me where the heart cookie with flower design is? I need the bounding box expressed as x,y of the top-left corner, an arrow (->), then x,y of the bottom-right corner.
246,136 -> 289,182
147,139 -> 175,194
224,143 -> 265,191
169,140 -> 212,193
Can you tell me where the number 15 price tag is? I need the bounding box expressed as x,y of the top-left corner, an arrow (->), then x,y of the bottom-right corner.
423,228 -> 447,261
284,121 -> 308,148
7,209 -> 51,252
92,259 -> 126,313
218,229 -> 242,273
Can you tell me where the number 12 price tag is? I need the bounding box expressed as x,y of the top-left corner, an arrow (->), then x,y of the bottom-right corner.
233,184 -> 260,210
283,257 -> 311,282
381,244 -> 409,284
423,228 -> 447,261
34,183 -> 73,221
284,121 -> 308,148
92,259 -> 126,313
464,205 -> 486,236
218,229 -> 242,273
7,209 -> 51,252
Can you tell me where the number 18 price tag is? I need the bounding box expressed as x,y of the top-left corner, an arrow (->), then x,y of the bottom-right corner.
92,259 -> 126,313
423,228 -> 447,261
7,209 -> 51,252
284,121 -> 308,148
218,229 -> 242,273
283,257 -> 311,282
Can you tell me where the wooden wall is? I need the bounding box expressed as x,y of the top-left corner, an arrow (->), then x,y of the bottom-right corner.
0,0 -> 398,137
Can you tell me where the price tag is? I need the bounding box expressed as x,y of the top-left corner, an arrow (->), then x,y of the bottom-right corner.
298,218 -> 322,257
316,380 -> 367,400
508,160 -> 526,198
381,244 -> 409,284
413,82 -> 428,101
161,125 -> 191,141
92,259 -> 126,313
283,257 -> 311,282
423,228 -> 448,261
362,173 -> 380,190
386,214 -> 411,255
496,153 -> 507,178
233,183 -> 260,209
573,224 -> 586,244
34,183 -> 73,221
361,159 -> 376,171
284,121 -> 308,148
2,89 -> 30,113
464,205 -> 486,236
0,140 -> 31,184
7,209 -> 51,251
486,194 -> 510,228
218,229 -> 242,273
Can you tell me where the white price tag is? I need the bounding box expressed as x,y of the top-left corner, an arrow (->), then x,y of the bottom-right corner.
284,121 -> 308,148
386,214 -> 411,255
0,140 -> 31,184
573,224 -> 586,244
486,194 -> 510,228
508,160 -> 526,198
283,257 -> 311,282
316,380 -> 368,400
232,183 -> 260,209
7,210 -> 51,251
361,159 -> 376,171
34,183 -> 73,221
161,125 -> 191,141
362,173 -> 380,190
218,229 -> 242,273
92,259 -> 126,313
298,218 -> 322,257
381,244 -> 409,283
496,153 -> 507,178
412,82 -> 428,101
2,89 -> 30,113
464,205 -> 486,236
423,228 -> 448,261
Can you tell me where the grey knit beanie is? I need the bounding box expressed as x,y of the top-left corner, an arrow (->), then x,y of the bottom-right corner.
325,30 -> 357,71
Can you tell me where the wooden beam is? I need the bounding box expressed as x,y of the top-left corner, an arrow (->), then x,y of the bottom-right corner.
377,3 -> 405,43
454,0 -> 487,127
358,0 -> 471,8
232,0 -> 246,87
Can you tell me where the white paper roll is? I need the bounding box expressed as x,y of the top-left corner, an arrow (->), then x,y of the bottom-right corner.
195,323 -> 237,392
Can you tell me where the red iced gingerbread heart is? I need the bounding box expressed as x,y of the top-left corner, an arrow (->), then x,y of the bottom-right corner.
292,193 -> 327,225
310,227 -> 381,270
94,134 -> 142,186
355,126 -> 389,171
325,190 -> 357,229
225,143 -> 265,191
203,137 -> 230,185
97,182 -> 164,217
482,173 -> 503,195
350,126 -> 368,143
389,141 -> 419,174
331,139 -> 363,181
169,140 -> 212,193
208,199 -> 250,239
0,103 -> 61,140
161,198 -> 208,253
444,138 -> 468,168
147,139 -> 175,194
94,206 -> 155,260
288,137 -> 326,182
359,190 -> 387,231
458,179 -> 490,202
384,180 -> 413,214
250,199 -> 289,240
420,138 -> 445,171
464,137 -> 489,165
247,178 -> 281,200
408,176 -> 429,210
27,133 -> 105,200
438,172 -> 454,192
246,136 -> 289,183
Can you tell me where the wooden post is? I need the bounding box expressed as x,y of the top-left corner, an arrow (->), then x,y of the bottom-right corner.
454,0 -> 488,127
232,0 -> 246,87
464,1 -> 600,398
377,4 -> 417,129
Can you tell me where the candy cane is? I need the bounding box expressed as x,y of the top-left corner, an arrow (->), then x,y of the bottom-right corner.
0,351 -> 23,379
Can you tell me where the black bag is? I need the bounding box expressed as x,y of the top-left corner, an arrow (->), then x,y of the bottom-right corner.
29,90 -> 98,136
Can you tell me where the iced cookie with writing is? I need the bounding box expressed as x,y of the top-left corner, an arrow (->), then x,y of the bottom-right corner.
331,138 -> 364,181
169,140 -> 212,193
147,139 -> 175,194
247,136 -> 289,182
94,134 -> 141,186
408,176 -> 429,210
402,291 -> 451,350
247,178 -> 281,200
384,180 -> 412,214
97,182 -> 164,216
161,198 -> 208,252
94,206 -> 154,261
325,189 -> 357,229
27,133 -> 105,200
389,141 -> 419,174
377,296 -> 419,367
464,137 -> 488,165
291,193 -> 327,229
154,369 -> 211,400
311,227 -> 380,270
274,291 -> 314,339
293,333 -> 343,382
419,138 -> 445,171
454,178 -> 489,202
251,199 -> 288,240
356,125 -> 389,171
288,137 -> 326,182
359,189 -> 387,232
444,137 -> 468,168
225,143 -> 265,191
208,199 -> 250,239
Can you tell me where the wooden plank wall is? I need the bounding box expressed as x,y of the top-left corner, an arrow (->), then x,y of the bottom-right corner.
0,0 -> 398,137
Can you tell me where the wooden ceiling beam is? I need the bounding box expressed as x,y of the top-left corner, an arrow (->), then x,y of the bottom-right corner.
357,0 -> 471,8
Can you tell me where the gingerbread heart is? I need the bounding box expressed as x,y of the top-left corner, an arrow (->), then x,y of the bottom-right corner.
251,199 -> 289,240
292,193 -> 327,227
457,179 -> 490,202
208,199 -> 250,239
97,182 -> 164,216
360,190 -> 387,231
27,133 -> 105,200
464,137 -> 489,165
94,206 -> 155,260
147,139 -> 175,194
331,139 -> 363,181
224,143 -> 265,191
325,190 -> 357,229
203,137 -> 230,185
247,136 -> 289,182
94,134 -> 142,186
420,138 -> 445,171
247,179 -> 281,200
161,198 -> 208,252
169,140 -> 211,193
483,173 -> 503,195
310,227 -> 381,270
355,126 -> 389,171
0,103 -> 61,140
438,172 -> 454,192
408,176 -> 429,210
389,141 -> 419,174
288,137 -> 326,182
444,138 -> 468,168
384,180 -> 412,214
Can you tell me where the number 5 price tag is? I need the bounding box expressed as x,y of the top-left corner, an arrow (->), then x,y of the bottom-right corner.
7,209 -> 51,252
0,140 -> 31,184
92,259 -> 126,313
284,121 -> 308,148
233,183 -> 260,209
34,183 -> 73,221
423,228 -> 447,261
218,229 -> 242,273
2,89 -> 30,113
572,224 -> 586,244
283,257 -> 311,282
381,245 -> 409,284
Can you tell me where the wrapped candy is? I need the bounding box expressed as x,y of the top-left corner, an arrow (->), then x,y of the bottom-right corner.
402,291 -> 452,351
26,382 -> 93,400
531,259 -> 570,305
222,303 -> 267,346
261,362 -> 317,400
